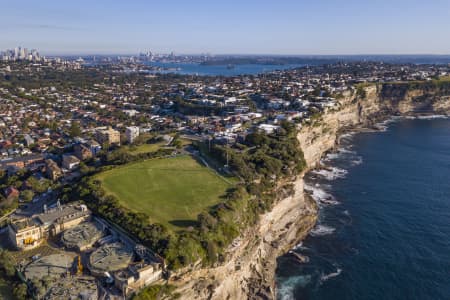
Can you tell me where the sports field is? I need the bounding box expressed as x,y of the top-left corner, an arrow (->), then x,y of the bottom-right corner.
96,155 -> 234,230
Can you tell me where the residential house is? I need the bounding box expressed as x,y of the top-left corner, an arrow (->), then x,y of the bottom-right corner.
86,140 -> 102,156
62,155 -> 81,170
74,143 -> 92,161
45,159 -> 62,180
4,186 -> 19,199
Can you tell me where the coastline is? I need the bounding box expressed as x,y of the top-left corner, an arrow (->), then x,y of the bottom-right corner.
276,114 -> 450,299
267,84 -> 450,298
170,175 -> 318,300
275,112 -> 450,298
172,84 -> 450,299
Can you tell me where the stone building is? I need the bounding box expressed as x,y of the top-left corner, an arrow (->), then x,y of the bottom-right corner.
95,127 -> 120,146
8,203 -> 91,250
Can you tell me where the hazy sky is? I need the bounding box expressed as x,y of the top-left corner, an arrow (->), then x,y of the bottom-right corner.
1,0 -> 449,55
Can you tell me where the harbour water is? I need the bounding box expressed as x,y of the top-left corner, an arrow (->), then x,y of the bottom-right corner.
145,62 -> 305,76
276,117 -> 450,300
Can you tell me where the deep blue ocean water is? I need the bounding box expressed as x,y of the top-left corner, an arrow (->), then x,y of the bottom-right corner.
276,117 -> 450,300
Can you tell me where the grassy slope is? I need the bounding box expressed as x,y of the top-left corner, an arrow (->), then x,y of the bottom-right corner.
127,142 -> 166,154
126,137 -> 190,155
96,155 -> 234,230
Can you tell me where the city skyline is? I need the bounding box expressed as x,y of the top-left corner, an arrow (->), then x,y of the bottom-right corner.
1,0 -> 450,55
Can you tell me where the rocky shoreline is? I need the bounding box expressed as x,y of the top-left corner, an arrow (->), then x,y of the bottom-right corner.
172,84 -> 450,299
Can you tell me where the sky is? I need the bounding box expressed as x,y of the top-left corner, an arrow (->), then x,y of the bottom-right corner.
0,0 -> 449,55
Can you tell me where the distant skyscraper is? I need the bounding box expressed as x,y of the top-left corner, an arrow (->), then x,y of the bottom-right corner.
19,47 -> 25,59
1,46 -> 44,62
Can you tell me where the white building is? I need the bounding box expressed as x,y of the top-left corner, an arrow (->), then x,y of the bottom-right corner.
258,124 -> 280,134
126,126 -> 140,144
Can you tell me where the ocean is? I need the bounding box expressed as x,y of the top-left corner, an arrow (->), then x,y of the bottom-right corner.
276,117 -> 450,300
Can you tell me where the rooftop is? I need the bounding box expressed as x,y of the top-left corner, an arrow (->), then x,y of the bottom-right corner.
36,204 -> 88,226
61,221 -> 104,249
10,218 -> 39,232
24,253 -> 75,279
89,242 -> 134,273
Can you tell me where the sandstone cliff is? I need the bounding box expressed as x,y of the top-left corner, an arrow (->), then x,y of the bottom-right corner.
300,83 -> 450,167
170,177 -> 317,300
171,83 -> 450,300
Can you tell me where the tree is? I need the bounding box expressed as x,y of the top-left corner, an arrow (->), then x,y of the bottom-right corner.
30,278 -> 45,299
245,132 -> 267,147
197,212 -> 217,232
79,162 -> 92,175
132,284 -> 178,300
13,283 -> 28,300
27,177 -> 51,194
172,139 -> 182,149
69,121 -> 82,138
0,249 -> 16,277
21,190 -> 34,202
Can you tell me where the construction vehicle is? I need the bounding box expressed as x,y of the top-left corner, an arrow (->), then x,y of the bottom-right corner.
24,237 -> 34,245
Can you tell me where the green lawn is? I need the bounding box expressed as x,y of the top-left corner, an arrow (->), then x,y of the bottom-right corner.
127,138 -> 191,155
96,155 -> 234,230
437,75 -> 450,82
128,142 -> 166,154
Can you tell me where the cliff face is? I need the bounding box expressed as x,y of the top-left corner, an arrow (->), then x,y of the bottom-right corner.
298,86 -> 374,166
171,176 -> 318,300
172,84 -> 450,300
299,84 -> 450,167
